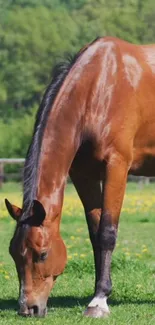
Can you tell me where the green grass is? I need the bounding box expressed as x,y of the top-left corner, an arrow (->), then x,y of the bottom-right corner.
0,182 -> 155,324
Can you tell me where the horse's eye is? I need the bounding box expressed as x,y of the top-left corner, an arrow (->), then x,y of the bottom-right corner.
33,251 -> 48,263
40,252 -> 48,261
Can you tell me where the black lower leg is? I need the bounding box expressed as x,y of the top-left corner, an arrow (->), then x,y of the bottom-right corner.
85,213 -> 101,289
95,214 -> 117,298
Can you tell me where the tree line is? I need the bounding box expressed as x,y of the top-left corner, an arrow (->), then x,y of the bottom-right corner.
0,0 -> 155,158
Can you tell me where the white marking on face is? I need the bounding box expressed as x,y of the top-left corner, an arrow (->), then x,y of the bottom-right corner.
123,54 -> 143,89
19,279 -> 28,308
143,47 -> 155,74
88,296 -> 109,313
21,248 -> 27,257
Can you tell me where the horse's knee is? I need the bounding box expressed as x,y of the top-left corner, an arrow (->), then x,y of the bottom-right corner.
86,208 -> 101,235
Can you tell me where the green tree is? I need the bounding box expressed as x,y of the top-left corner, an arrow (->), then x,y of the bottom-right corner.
0,5 -> 78,116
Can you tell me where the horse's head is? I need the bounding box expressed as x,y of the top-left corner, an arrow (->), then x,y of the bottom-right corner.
5,199 -> 67,317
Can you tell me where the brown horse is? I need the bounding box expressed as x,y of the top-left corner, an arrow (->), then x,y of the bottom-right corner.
5,36 -> 155,318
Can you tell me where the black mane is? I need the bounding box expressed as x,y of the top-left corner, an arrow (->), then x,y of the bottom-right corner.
22,52 -> 82,220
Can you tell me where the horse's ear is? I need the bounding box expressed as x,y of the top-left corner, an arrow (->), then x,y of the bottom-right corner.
31,200 -> 46,226
5,199 -> 22,221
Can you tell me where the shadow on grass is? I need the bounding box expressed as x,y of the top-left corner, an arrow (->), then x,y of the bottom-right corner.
108,297 -> 155,306
0,298 -> 17,311
48,296 -> 90,308
47,295 -> 155,309
0,296 -> 155,312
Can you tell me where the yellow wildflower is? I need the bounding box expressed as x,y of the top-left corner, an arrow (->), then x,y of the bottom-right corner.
125,252 -> 130,256
68,255 -> 72,260
4,275 -> 10,280
142,248 -> 148,253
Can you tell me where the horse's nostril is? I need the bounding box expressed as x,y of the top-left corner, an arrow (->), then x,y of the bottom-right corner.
33,305 -> 39,315
29,305 -> 46,317
28,305 -> 39,316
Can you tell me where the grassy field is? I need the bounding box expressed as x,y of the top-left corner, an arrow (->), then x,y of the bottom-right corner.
0,182 -> 155,324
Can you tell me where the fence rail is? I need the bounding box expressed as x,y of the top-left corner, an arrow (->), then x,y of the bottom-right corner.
0,158 -> 155,187
0,158 -> 25,187
0,158 -> 25,163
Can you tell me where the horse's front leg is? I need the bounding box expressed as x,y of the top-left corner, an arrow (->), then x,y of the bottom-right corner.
69,169 -> 102,289
84,153 -> 130,318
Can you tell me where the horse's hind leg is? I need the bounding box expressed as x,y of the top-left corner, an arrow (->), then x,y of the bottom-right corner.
69,169 -> 106,310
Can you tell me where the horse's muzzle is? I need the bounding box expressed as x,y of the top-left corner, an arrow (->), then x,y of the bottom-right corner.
18,304 -> 47,317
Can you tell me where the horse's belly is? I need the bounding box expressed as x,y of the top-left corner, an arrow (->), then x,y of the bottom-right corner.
130,147 -> 155,176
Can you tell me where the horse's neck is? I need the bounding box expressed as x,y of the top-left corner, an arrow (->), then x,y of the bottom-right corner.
36,93 -> 84,220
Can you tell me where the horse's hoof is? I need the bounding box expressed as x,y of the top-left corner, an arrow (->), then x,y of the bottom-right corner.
84,306 -> 110,318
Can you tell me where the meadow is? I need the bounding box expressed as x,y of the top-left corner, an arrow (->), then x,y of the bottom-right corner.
0,181 -> 155,324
